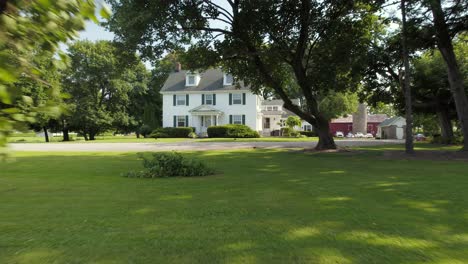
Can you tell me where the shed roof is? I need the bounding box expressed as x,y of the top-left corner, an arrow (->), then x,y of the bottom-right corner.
378,116 -> 406,127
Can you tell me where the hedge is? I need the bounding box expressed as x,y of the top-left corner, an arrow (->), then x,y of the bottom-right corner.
150,127 -> 194,138
299,131 -> 317,137
207,124 -> 260,138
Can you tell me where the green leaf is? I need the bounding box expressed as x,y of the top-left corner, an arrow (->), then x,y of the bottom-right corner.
100,5 -> 112,20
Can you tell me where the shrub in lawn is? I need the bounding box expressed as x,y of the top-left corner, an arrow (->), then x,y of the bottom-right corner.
124,152 -> 215,178
282,127 -> 300,137
150,127 -> 194,138
207,124 -> 260,138
188,132 -> 197,138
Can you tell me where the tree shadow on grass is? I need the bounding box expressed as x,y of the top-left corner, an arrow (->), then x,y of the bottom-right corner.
1,149 -> 468,263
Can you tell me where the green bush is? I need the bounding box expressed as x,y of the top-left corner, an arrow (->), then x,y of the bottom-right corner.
150,127 -> 194,138
124,152 -> 215,178
299,131 -> 316,137
138,125 -> 153,138
431,134 -> 464,145
281,127 -> 300,137
207,124 -> 260,138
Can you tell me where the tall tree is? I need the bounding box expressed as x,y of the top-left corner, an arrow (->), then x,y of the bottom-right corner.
401,0 -> 414,154
424,0 -> 468,150
0,0 -> 104,150
106,0 -> 382,150
63,40 -> 142,140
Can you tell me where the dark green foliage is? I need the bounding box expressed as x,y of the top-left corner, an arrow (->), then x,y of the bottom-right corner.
150,127 -> 194,138
138,124 -> 153,138
207,125 -> 260,138
125,152 -> 215,178
299,131 -> 317,137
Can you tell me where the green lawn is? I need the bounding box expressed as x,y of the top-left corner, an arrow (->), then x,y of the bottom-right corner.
1,149 -> 468,263
7,135 -> 320,143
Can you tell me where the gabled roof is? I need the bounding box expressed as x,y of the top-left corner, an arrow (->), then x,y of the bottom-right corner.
188,105 -> 223,115
368,114 -> 389,123
378,116 -> 406,127
160,68 -> 249,93
331,116 -> 353,123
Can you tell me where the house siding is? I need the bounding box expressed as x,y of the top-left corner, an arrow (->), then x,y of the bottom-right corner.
162,91 -> 261,132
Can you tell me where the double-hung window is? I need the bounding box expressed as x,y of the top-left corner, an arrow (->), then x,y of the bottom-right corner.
232,94 -> 242,105
205,94 -> 213,105
177,116 -> 186,127
232,115 -> 243,125
176,95 -> 186,106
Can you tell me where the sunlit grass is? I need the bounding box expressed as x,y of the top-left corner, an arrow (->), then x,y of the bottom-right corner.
1,148 -> 468,263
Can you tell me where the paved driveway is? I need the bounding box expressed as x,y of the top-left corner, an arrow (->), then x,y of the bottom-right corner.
9,139 -> 403,152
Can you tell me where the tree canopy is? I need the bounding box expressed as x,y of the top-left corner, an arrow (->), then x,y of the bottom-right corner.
106,0 -> 384,149
0,0 -> 108,151
63,40 -> 148,140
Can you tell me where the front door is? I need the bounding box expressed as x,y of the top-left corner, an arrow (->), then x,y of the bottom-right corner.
201,116 -> 212,133
264,117 -> 271,129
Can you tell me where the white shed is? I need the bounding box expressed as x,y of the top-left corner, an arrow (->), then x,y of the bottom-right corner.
377,117 -> 406,140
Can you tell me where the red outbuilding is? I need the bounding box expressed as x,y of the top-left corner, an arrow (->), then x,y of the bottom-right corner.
329,114 -> 388,136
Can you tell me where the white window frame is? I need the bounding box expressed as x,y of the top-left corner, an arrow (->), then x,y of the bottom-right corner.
303,124 -> 312,131
205,94 -> 213,105
232,115 -> 243,125
186,73 -> 198,86
177,116 -> 186,127
267,106 -> 273,111
176,94 -> 186,106
273,106 -> 279,111
223,74 -> 234,85
232,94 -> 242,105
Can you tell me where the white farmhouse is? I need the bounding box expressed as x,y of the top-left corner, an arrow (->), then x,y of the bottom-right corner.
160,68 -> 311,136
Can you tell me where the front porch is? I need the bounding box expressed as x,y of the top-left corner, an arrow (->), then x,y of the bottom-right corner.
189,105 -> 223,136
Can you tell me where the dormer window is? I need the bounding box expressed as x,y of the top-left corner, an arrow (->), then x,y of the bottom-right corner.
186,72 -> 199,86
223,73 -> 234,86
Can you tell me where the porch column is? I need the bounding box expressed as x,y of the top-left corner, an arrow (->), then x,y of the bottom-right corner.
210,115 -> 214,128
216,115 -> 218,126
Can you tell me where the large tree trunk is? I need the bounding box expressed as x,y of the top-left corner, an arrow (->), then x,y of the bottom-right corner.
89,133 -> 96,141
430,0 -> 468,150
314,116 -> 336,150
83,133 -> 89,141
43,127 -> 49,143
437,108 -> 454,143
401,0 -> 414,154
62,119 -> 70,141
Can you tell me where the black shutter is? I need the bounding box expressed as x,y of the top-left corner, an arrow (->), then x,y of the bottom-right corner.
213,94 -> 216,105
173,95 -> 176,106
229,115 -> 233,124
242,93 -> 246,105
173,116 -> 177,127
242,115 -> 246,125
186,94 -> 189,106
185,115 -> 189,127
229,93 -> 232,105
202,94 -> 205,104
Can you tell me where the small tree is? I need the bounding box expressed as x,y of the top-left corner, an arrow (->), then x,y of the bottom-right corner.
286,116 -> 302,130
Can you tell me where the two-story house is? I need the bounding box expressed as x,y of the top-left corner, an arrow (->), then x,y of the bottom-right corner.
160,68 -> 263,135
161,67 -> 312,136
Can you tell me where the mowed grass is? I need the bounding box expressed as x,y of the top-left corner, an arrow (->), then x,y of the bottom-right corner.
1,149 -> 468,263
8,134 -> 321,143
